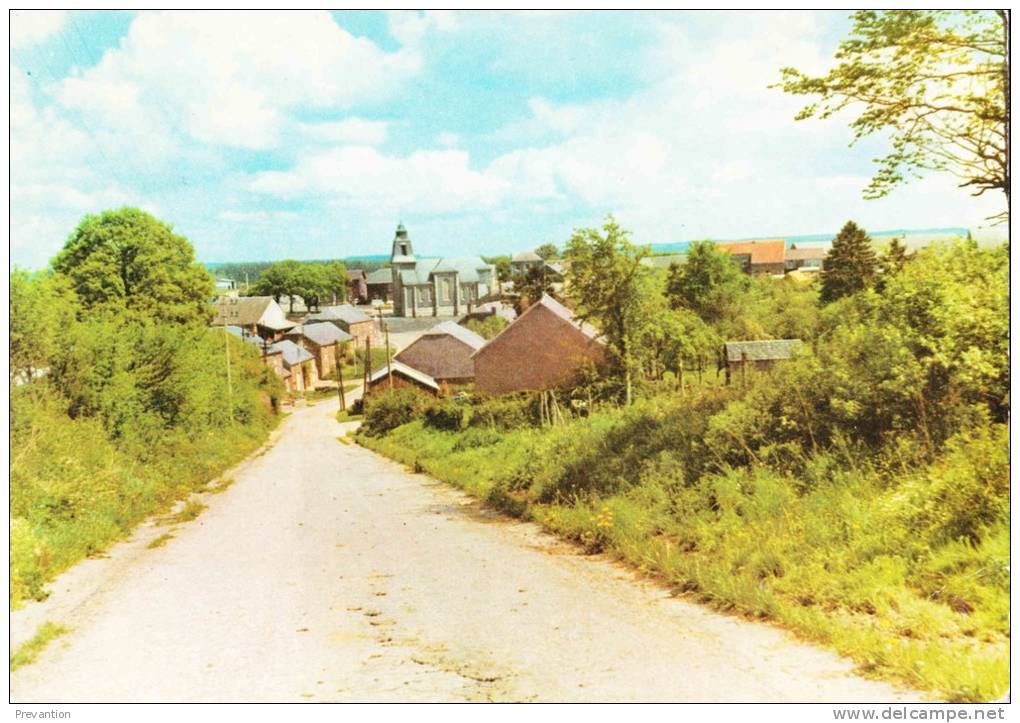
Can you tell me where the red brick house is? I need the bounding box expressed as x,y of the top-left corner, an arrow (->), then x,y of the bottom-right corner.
472,294 -> 606,395
393,320 -> 485,385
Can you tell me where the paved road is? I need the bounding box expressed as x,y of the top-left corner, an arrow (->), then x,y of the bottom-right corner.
10,398 -> 920,703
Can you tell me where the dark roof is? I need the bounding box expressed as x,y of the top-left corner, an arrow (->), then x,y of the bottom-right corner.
471,294 -> 602,359
724,339 -> 801,362
366,268 -> 393,285
285,322 -> 352,347
307,304 -> 372,325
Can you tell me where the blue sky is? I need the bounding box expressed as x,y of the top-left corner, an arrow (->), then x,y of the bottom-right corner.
10,10 -> 1004,268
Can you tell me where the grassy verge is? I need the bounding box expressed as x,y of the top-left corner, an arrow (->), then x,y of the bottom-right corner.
10,622 -> 70,671
356,405 -> 1009,702
10,410 -> 282,608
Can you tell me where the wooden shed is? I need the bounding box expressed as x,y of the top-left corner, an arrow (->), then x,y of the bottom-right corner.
393,320 -> 485,384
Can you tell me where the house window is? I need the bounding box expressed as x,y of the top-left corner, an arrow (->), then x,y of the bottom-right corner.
399,243 -> 408,256
418,286 -> 432,305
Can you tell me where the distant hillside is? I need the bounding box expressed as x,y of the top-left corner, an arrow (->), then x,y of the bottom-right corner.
206,255 -> 391,282
647,226 -> 977,255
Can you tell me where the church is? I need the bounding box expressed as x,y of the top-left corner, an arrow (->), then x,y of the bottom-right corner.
388,223 -> 497,318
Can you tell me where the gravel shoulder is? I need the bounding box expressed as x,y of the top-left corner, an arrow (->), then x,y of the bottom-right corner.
10,396 -> 923,702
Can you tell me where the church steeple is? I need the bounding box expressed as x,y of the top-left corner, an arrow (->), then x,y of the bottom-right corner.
391,222 -> 415,264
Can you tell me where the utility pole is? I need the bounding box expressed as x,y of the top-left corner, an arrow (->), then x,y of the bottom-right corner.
335,340 -> 346,412
222,318 -> 233,424
378,308 -> 393,390
364,336 -> 372,394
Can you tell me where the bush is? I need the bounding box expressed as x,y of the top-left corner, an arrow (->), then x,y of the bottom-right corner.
423,398 -> 472,431
468,395 -> 535,430
361,388 -> 424,437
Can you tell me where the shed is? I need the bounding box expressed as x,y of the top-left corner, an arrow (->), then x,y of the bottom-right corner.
366,360 -> 441,396
723,339 -> 802,383
394,320 -> 486,384
211,296 -> 295,340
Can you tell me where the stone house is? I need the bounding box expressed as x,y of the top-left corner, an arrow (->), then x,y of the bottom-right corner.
388,224 -> 496,318
510,250 -> 544,276
365,268 -> 394,303
366,360 -> 440,397
284,322 -> 353,380
472,294 -> 607,395
212,296 -> 295,340
717,239 -> 787,276
393,320 -> 486,385
306,304 -> 376,350
723,339 -> 801,384
269,339 -> 318,392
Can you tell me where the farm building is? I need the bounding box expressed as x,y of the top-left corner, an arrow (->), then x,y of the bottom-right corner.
365,268 -> 394,302
366,360 -> 441,396
717,239 -> 787,276
393,320 -> 486,384
212,296 -> 295,340
284,322 -> 353,380
472,294 -> 606,395
784,245 -> 827,273
306,304 -> 376,349
723,339 -> 802,384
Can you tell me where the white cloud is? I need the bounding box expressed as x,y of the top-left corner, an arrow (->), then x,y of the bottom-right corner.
386,10 -> 459,47
57,11 -> 421,152
437,132 -> 460,148
10,10 -> 66,48
299,118 -> 389,146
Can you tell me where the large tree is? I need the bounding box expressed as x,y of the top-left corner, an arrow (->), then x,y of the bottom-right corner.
778,10 -> 1008,219
665,240 -> 749,323
820,221 -> 878,304
52,208 -> 214,325
534,243 -> 560,260
564,216 -> 652,405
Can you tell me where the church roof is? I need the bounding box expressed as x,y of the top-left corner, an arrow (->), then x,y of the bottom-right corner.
398,257 -> 494,286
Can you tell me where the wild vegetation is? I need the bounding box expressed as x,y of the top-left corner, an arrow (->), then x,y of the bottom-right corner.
462,314 -> 509,340
357,228 -> 1009,701
10,208 -> 282,607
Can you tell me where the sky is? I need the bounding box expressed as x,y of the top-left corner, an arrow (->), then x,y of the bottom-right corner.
10,10 -> 1005,268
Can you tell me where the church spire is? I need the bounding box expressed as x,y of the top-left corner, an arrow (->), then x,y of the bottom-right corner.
390,222 -> 415,264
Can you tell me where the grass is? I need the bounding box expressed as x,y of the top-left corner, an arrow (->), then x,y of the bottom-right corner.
336,410 -> 364,424
158,500 -> 207,526
207,477 -> 235,494
356,404 -> 1009,702
147,532 -> 175,549
10,622 -> 70,671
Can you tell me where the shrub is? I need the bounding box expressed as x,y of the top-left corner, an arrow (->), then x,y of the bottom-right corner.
468,395 -> 535,431
361,388 -> 424,436
423,398 -> 472,431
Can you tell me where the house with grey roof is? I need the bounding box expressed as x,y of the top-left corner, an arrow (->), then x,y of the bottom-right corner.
723,339 -> 802,384
306,304 -> 376,349
365,268 -> 394,302
267,339 -> 318,392
511,250 -> 544,276
285,322 -> 353,380
387,223 -> 496,318
393,320 -> 486,385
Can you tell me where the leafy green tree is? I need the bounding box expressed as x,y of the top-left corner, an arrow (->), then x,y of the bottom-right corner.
534,243 -> 560,260
820,221 -> 878,304
665,240 -> 749,323
322,261 -> 349,305
564,216 -> 652,405
778,10 -> 1008,217
251,259 -> 302,310
293,263 -> 330,312
483,255 -> 512,282
877,237 -> 910,292
9,271 -> 77,388
52,208 -> 214,324
512,266 -> 555,314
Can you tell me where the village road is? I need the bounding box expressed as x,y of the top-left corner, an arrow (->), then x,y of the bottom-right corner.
10,397 -> 922,702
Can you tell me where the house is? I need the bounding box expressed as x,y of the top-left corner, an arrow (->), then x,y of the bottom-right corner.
347,270 -> 368,304
717,239 -> 787,276
212,296 -> 295,340
784,245 -> 827,274
268,339 -> 318,392
511,250 -> 544,276
306,304 -> 376,349
387,223 -> 497,317
215,277 -> 237,292
366,359 -> 441,396
393,320 -> 486,385
284,322 -> 353,380
365,268 -> 394,303
723,339 -> 801,384
472,294 -> 606,395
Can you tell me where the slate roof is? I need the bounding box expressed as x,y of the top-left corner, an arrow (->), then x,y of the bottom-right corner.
307,304 -> 373,325
724,339 -> 802,363
397,257 -> 495,286
422,320 -> 487,350
717,239 -> 787,266
267,339 -> 315,367
285,322 -> 352,347
366,268 -> 393,285
367,360 -> 440,391
786,246 -> 827,261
